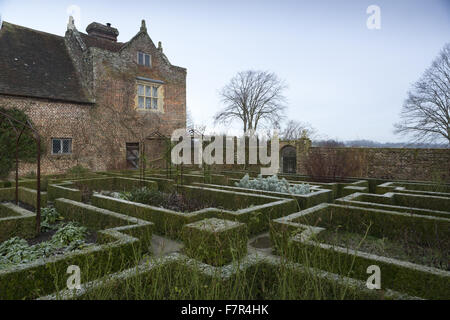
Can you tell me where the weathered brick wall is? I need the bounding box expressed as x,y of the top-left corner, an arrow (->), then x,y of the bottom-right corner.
0,24 -> 186,177
0,95 -> 100,175
297,146 -> 450,182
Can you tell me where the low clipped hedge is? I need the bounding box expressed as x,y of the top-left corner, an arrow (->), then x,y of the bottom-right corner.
91,185 -> 298,238
0,186 -> 47,209
18,187 -> 47,208
271,203 -> 450,299
48,177 -> 158,201
0,198 -> 153,300
336,192 -> 450,218
376,181 -> 450,196
182,218 -> 247,266
191,182 -> 332,209
0,203 -> 35,241
0,187 -> 14,201
42,253 -> 419,300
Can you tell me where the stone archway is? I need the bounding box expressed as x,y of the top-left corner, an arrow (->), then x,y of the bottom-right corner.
281,145 -> 297,174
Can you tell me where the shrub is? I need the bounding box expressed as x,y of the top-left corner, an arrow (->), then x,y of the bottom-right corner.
304,149 -> 365,181
235,174 -> 310,195
66,165 -> 91,178
0,107 -> 43,179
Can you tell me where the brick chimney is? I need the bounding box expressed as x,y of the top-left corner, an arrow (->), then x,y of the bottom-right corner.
86,22 -> 119,42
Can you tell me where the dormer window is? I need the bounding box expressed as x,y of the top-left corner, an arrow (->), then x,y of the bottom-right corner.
137,52 -> 151,67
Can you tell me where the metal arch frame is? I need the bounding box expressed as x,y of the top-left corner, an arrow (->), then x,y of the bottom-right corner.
0,109 -> 42,233
141,130 -> 173,181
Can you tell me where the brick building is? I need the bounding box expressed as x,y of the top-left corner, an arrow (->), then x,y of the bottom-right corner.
0,17 -> 186,175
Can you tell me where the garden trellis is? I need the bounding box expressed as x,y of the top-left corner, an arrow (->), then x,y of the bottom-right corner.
0,109 -> 42,233
141,130 -> 173,181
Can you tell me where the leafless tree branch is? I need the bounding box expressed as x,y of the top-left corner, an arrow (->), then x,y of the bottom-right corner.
394,43 -> 450,145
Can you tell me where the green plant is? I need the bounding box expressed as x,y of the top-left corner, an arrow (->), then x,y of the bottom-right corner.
0,222 -> 89,270
51,223 -> 87,246
40,207 -> 63,231
66,165 -> 91,178
236,174 -> 310,195
0,107 -> 43,179
119,187 -> 163,205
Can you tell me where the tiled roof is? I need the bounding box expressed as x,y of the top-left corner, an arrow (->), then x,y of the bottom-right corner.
0,22 -> 92,103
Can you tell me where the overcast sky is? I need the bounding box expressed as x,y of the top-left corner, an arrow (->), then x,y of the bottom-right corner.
1,0 -> 449,142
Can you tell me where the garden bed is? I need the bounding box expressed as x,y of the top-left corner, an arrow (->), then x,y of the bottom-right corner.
91,184 -> 298,238
0,198 -> 154,299
336,192 -> 450,215
99,187 -> 223,213
39,253 -> 418,300
317,228 -> 448,270
271,203 -> 450,299
47,177 -> 158,202
191,182 -> 332,209
376,181 -> 450,196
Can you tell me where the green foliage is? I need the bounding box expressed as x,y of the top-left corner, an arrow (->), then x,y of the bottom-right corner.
119,187 -> 163,205
236,174 -> 310,195
0,222 -> 89,270
66,165 -> 91,178
40,207 -> 63,231
0,107 -> 42,179
119,187 -> 217,213
52,223 -> 87,246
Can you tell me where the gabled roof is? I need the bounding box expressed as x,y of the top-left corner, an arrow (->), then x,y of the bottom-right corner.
0,22 -> 92,104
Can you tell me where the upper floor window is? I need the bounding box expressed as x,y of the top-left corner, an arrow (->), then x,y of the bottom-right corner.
137,83 -> 161,110
52,138 -> 72,155
137,52 -> 151,67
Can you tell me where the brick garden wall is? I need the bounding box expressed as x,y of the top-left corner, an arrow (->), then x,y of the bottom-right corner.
296,145 -> 450,182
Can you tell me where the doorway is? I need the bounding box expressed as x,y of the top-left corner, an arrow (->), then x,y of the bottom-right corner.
281,145 -> 297,174
126,143 -> 140,169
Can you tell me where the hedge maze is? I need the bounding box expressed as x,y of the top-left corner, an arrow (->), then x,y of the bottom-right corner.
0,171 -> 448,299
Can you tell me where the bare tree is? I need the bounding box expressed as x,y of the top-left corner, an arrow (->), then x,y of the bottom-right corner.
214,70 -> 287,133
186,107 -> 207,135
394,43 -> 450,144
281,120 -> 317,140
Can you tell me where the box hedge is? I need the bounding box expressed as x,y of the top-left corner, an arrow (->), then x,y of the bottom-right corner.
271,203 -> 450,299
0,198 -> 153,300
182,218 -> 247,266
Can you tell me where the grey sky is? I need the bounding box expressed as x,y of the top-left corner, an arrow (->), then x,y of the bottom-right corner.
1,0 -> 449,142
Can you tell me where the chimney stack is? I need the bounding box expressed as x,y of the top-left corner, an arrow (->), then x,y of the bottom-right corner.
86,22 -> 119,42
